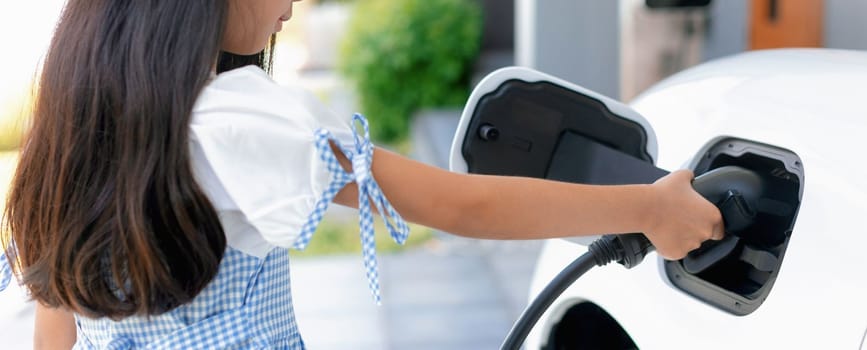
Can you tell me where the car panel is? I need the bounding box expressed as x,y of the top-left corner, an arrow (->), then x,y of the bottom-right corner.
528,49 -> 867,348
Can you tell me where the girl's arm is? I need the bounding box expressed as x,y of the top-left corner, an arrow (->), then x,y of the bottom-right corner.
34,303 -> 76,349
333,147 -> 724,260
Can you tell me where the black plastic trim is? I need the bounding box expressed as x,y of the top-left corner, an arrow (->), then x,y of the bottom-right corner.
461,79 -> 654,177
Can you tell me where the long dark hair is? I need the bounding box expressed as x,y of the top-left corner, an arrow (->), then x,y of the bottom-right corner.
2,0 -> 274,318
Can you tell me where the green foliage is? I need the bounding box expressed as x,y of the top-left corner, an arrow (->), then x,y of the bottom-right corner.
339,0 -> 482,142
290,217 -> 436,257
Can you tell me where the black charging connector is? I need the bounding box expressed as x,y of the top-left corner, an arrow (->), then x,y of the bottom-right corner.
500,165 -> 765,350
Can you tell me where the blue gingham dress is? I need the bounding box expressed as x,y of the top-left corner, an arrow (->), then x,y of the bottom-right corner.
0,66 -> 408,348
74,248 -> 303,349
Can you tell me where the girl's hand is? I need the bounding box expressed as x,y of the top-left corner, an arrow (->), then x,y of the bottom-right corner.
643,170 -> 725,260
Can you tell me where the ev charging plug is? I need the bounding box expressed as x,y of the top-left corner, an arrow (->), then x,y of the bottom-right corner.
500,165 -> 765,350
594,165 -> 765,270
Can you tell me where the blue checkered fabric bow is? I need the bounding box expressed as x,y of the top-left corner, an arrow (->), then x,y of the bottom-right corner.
294,113 -> 410,304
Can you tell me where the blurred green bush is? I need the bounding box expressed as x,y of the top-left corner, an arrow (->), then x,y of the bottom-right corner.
339,0 -> 482,143
290,217 -> 436,257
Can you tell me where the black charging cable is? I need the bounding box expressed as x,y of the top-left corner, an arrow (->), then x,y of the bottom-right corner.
499,234 -> 653,350
500,166 -> 764,350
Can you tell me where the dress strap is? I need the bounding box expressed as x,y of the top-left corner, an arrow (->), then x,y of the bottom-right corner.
294,113 -> 410,304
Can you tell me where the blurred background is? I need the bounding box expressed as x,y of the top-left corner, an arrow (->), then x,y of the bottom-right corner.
1,0 -> 867,348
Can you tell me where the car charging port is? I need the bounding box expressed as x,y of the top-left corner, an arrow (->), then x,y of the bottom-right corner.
664,137 -> 804,315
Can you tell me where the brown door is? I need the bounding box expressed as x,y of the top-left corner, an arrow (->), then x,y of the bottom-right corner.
750,0 -> 824,50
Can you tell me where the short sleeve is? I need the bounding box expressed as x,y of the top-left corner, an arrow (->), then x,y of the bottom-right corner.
190,66 -> 355,248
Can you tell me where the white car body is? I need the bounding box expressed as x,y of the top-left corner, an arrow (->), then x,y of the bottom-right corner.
451,48 -> 867,349
526,49 -> 867,349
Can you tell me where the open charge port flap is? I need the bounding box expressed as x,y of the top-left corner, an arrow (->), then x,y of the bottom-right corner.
664,137 -> 803,316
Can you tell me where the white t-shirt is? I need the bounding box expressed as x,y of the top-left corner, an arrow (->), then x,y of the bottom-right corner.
189,66 -> 355,258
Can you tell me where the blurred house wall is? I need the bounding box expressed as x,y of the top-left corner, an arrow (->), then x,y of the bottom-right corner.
515,0 -> 867,102
474,0 -> 516,84
516,0 -> 622,99
825,0 -> 867,50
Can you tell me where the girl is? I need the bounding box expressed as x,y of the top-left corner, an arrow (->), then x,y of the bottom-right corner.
0,0 -> 723,348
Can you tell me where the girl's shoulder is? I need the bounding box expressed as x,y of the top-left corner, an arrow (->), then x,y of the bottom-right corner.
203,66 -> 305,100
194,65 -> 352,142
194,66 -> 324,130
210,65 -> 274,89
